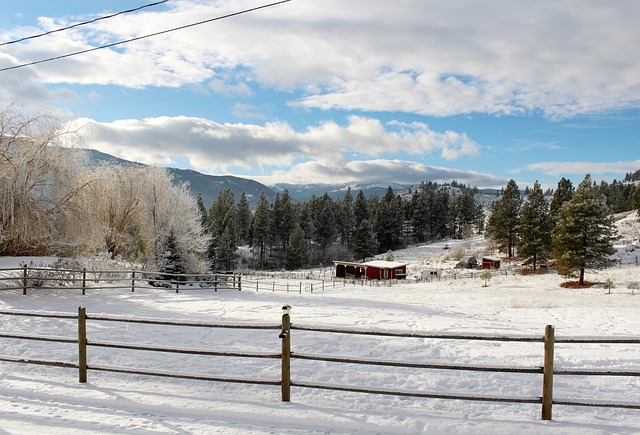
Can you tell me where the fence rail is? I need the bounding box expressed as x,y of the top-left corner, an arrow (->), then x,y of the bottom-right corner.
0,265 -> 242,294
1,307 -> 639,421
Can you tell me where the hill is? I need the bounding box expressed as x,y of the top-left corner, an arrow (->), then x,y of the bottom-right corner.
86,150 -> 276,208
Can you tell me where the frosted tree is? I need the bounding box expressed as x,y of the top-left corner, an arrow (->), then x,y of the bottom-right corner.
137,166 -> 209,273
81,164 -> 144,259
0,104 -> 91,255
552,174 -> 617,285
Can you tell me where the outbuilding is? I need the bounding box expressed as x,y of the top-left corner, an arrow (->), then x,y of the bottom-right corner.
334,260 -> 408,280
482,257 -> 501,269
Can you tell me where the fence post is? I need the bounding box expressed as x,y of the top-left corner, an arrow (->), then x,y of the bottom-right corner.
131,271 -> 135,292
78,306 -> 88,383
542,324 -> 555,420
82,268 -> 87,295
280,305 -> 292,402
238,274 -> 242,291
22,265 -> 28,295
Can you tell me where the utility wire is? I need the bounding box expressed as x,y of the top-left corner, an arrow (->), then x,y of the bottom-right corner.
0,0 -> 291,73
0,1 -> 169,47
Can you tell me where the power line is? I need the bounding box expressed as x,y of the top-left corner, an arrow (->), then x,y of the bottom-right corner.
0,0 -> 292,73
0,1 -> 169,47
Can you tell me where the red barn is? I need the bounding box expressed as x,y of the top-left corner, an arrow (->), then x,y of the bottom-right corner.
334,260 -> 408,280
482,257 -> 501,269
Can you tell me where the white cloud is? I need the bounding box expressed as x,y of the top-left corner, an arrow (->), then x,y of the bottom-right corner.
253,159 -> 507,187
525,160 -> 640,177
69,115 -> 478,175
4,1 -> 640,117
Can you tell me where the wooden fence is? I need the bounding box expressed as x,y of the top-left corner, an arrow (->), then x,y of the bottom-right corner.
0,265 -> 242,294
1,307 -> 640,420
0,265 -> 400,295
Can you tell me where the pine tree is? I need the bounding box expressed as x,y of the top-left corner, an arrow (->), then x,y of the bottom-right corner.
195,193 -> 208,228
207,189 -> 237,270
552,174 -> 618,285
286,223 -> 308,270
353,190 -> 369,225
550,177 -> 574,225
236,192 -> 252,246
160,229 -> 185,283
312,193 -> 336,262
252,191 -> 271,268
376,187 -> 403,252
485,179 -> 521,257
407,190 -> 428,241
519,181 -> 552,270
353,218 -> 378,262
337,187 -> 354,248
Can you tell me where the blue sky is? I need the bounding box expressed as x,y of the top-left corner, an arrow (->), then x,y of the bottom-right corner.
1,0 -> 639,189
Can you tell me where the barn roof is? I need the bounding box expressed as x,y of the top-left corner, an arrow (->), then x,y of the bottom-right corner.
333,260 -> 408,269
362,260 -> 407,269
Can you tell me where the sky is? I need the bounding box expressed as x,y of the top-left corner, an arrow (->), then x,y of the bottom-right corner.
1,0 -> 639,190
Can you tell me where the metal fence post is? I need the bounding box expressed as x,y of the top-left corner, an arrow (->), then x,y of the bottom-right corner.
280,305 -> 292,402
82,268 -> 87,295
542,324 -> 555,420
78,306 -> 88,383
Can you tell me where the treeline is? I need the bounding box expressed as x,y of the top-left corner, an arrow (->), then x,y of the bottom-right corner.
204,181 -> 485,271
594,178 -> 640,214
485,174 -> 637,284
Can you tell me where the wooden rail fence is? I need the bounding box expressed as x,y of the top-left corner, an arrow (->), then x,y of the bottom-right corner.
0,265 -> 242,294
1,307 -> 639,421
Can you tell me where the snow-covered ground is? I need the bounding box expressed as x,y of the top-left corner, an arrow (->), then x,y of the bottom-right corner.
1,219 -> 640,434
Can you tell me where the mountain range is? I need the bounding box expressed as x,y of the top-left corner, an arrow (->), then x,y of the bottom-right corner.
86,150 -> 427,207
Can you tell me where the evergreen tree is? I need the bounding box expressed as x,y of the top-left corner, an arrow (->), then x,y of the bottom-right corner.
286,223 -> 308,270
236,192 -> 252,246
376,187 -> 403,252
312,193 -> 336,262
207,189 -> 237,270
352,218 -> 378,261
160,228 -> 185,282
217,225 -> 235,271
519,181 -> 552,270
195,193 -> 208,228
550,177 -> 574,225
485,179 -> 521,257
270,191 -> 295,267
353,190 -> 369,225
252,191 -> 271,268
552,174 -> 617,285
337,187 -> 355,248
407,190 -> 428,241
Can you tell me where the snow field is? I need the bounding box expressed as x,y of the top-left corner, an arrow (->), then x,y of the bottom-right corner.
2,234 -> 640,433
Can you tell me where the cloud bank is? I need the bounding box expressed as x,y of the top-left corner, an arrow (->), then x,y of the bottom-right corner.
69,114 -> 491,186
2,1 -> 640,117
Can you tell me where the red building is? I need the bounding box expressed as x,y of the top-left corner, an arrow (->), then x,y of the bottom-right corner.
482,257 -> 501,269
334,260 -> 408,280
